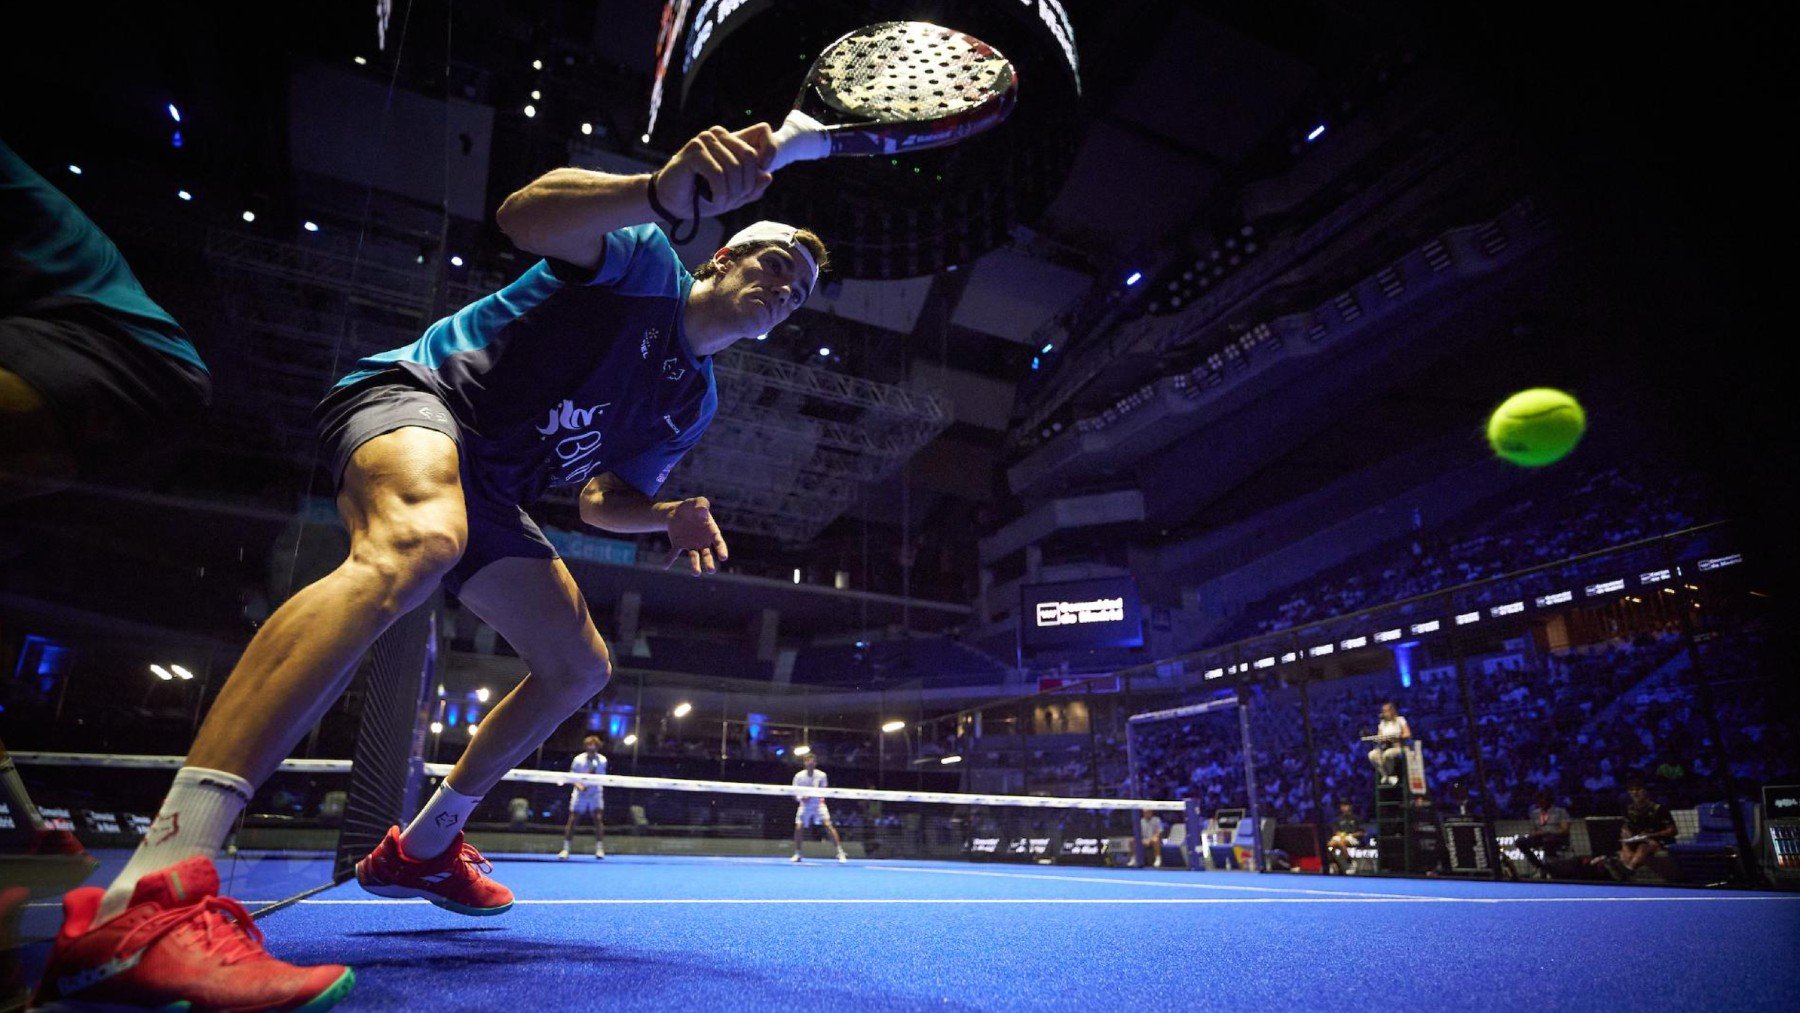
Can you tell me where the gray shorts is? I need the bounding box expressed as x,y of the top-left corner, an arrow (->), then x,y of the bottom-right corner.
313,376 -> 556,595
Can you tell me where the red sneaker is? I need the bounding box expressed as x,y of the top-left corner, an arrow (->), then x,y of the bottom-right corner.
354,826 -> 514,916
30,855 -> 354,1011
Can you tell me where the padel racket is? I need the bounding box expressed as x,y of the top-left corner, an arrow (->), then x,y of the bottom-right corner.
666,21 -> 1017,238
767,20 -> 1018,169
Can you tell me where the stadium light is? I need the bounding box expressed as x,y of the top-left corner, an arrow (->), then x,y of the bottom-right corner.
794,745 -> 811,757
476,687 -> 491,703
241,211 -> 255,223
1124,271 -> 1142,286
532,59 -> 543,70
429,721 -> 443,734
67,165 -> 82,175
531,90 -> 542,101
354,56 -> 368,65
1041,342 -> 1054,354
581,122 -> 593,135
450,255 -> 464,267
303,221 -> 319,233
940,755 -> 962,765
177,189 -> 192,201
881,720 -> 906,733
623,733 -> 639,746
672,701 -> 693,718
170,664 -> 195,681
468,723 -> 479,735
523,104 -> 537,118
150,664 -> 174,681
817,346 -> 831,357
1306,124 -> 1326,142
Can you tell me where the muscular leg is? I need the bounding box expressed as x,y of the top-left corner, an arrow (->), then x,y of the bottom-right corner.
823,819 -> 843,852
187,429 -> 466,783
99,428 -> 465,917
793,821 -> 805,856
442,557 -> 612,798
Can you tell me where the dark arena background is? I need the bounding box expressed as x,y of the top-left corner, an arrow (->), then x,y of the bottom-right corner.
2,2 -> 1795,1010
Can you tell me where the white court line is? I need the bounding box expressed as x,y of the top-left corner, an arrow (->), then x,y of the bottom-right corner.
867,863 -> 1413,900
25,895 -> 1799,910
227,896 -> 1800,906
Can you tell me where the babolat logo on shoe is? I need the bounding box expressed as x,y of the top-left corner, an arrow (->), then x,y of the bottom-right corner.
421,871 -> 454,884
58,952 -> 145,996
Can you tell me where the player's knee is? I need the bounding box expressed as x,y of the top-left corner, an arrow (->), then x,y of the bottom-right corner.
568,649 -> 612,695
353,523 -> 465,613
541,643 -> 612,696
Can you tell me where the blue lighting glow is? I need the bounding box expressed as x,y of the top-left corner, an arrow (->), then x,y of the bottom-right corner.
1030,357 -> 1040,371
170,130 -> 183,149
1394,640 -> 1420,689
1124,271 -> 1143,286
167,103 -> 181,123
1306,124 -> 1326,142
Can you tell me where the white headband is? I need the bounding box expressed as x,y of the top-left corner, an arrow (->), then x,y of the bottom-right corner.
724,220 -> 819,295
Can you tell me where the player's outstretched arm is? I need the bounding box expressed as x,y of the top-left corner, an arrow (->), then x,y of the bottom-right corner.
497,125 -> 775,268
580,474 -> 728,576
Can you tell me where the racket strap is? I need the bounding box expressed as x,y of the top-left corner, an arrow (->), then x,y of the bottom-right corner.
646,170 -> 700,244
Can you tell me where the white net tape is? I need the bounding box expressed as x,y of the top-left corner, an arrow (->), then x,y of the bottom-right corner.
11,752 -> 1185,812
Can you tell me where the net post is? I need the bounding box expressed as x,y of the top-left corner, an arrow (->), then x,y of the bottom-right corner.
331,601 -> 437,882
1236,682 -> 1264,873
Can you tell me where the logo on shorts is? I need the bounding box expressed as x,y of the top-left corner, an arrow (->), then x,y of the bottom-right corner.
536,399 -> 610,436
641,328 -> 658,359
661,357 -> 686,382
663,414 -> 682,436
417,405 -> 451,425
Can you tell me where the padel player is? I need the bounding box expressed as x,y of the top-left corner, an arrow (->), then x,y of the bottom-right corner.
560,735 -> 607,860
36,122 -> 828,1010
791,753 -> 847,863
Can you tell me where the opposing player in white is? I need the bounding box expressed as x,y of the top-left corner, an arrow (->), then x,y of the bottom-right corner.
791,753 -> 846,863
559,735 -> 607,860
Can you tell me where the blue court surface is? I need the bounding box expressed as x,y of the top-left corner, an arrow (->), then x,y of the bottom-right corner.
17,851 -> 1800,1010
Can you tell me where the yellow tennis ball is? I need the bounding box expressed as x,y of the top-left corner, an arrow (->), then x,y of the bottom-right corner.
1487,388 -> 1585,467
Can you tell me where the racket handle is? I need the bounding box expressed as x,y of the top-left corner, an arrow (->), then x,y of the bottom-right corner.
769,110 -> 830,171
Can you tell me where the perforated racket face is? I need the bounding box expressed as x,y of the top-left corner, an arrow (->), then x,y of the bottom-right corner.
808,22 -> 1015,125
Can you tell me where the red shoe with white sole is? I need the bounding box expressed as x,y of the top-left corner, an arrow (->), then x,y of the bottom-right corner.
354,826 -> 514,916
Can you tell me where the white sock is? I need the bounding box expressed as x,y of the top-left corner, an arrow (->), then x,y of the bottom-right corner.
400,781 -> 480,860
0,755 -> 47,832
562,838 -> 572,850
98,767 -> 252,924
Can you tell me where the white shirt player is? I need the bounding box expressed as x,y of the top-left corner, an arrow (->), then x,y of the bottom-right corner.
793,766 -> 832,826
570,751 -> 607,812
